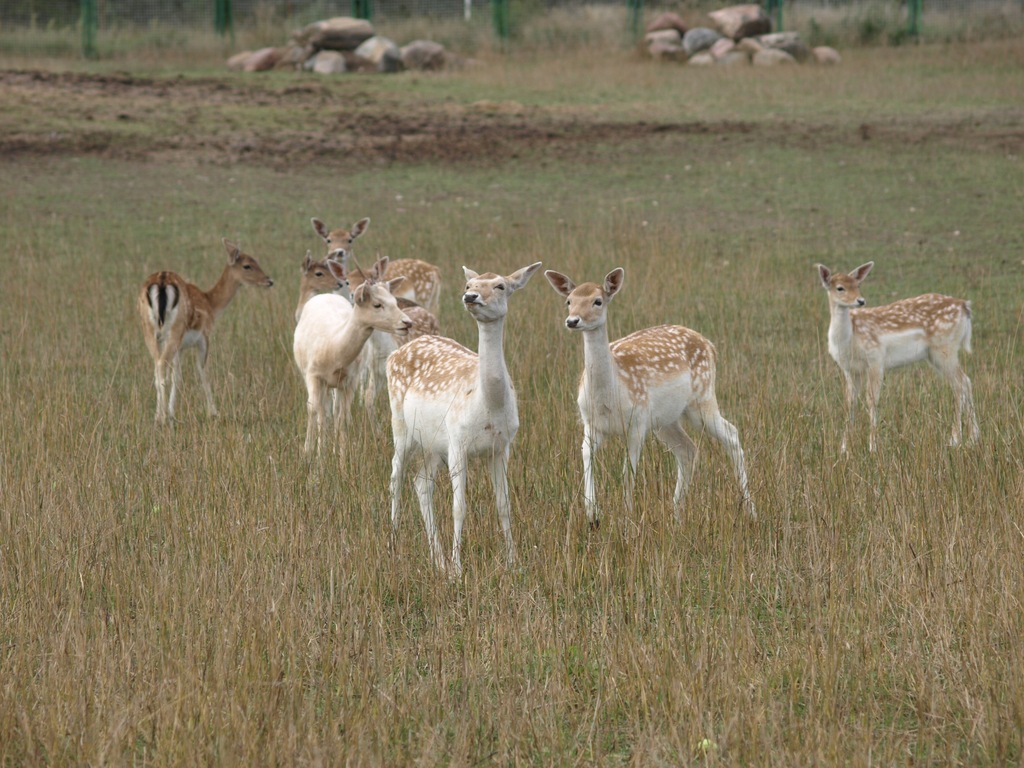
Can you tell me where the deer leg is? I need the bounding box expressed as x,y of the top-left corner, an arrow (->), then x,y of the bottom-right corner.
692,402 -> 756,519
413,453 -> 445,571
489,446 -> 516,567
333,384 -> 355,464
865,367 -> 884,453
152,357 -> 169,425
168,351 -> 184,422
195,335 -> 218,418
389,433 -> 410,532
581,426 -> 603,527
656,422 -> 698,519
841,372 -> 861,455
449,447 -> 469,578
304,375 -> 326,456
622,429 -> 644,515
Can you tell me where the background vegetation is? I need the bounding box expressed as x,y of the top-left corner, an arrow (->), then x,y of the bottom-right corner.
1,34 -> 1023,765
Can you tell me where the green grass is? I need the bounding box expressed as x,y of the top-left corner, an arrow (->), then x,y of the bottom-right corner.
1,40 -> 1023,765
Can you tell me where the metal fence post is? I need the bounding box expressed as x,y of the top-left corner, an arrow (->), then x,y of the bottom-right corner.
214,0 -> 234,38
765,0 -> 783,33
628,0 -> 644,40
492,0 -> 510,43
81,0 -> 97,58
353,0 -> 373,21
907,0 -> 922,37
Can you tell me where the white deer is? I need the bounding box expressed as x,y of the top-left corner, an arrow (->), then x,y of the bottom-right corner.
312,216 -> 443,404
294,256 -> 412,459
544,268 -> 755,526
138,239 -> 274,425
816,261 -> 979,453
387,262 -> 543,575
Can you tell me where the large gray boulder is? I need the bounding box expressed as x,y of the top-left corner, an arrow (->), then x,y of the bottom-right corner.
401,40 -> 447,70
708,4 -> 771,40
307,50 -> 347,74
682,27 -> 722,57
812,46 -> 842,64
646,11 -> 688,36
354,35 -> 405,73
752,48 -> 796,66
294,17 -> 375,51
757,31 -> 810,62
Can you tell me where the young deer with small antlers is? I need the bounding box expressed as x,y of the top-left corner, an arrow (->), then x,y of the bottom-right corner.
816,261 -> 979,453
545,268 -> 754,526
295,250 -> 345,323
387,262 -> 543,576
294,256 -> 412,459
138,239 -> 274,425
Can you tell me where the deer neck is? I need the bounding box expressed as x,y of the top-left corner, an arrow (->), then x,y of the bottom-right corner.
475,317 -> 512,409
206,267 -> 243,318
334,312 -> 376,366
580,321 -> 618,395
827,300 -> 855,364
295,287 -> 315,322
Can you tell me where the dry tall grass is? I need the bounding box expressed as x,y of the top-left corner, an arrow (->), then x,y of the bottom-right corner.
1,43 -> 1023,765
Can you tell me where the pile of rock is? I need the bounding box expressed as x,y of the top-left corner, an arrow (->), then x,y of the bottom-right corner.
643,5 -> 840,67
227,16 -> 451,74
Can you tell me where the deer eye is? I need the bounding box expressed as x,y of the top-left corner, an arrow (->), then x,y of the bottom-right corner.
373,303 -> 382,309
243,265 -> 252,270
837,286 -> 845,292
496,284 -> 505,290
594,299 -> 602,306
315,271 -> 324,277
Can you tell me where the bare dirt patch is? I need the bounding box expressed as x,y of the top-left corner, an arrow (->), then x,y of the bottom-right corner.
1,69 -> 1021,167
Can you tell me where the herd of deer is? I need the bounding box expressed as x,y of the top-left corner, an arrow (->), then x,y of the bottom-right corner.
137,217 -> 980,575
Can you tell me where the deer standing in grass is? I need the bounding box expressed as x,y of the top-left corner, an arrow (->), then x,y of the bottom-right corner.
816,262 -> 979,453
138,239 -> 274,425
294,256 -> 412,459
312,216 -> 442,403
545,268 -> 754,527
387,262 -> 543,575
295,250 -> 346,323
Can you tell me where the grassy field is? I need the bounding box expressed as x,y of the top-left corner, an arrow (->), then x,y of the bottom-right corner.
1,37 -> 1023,765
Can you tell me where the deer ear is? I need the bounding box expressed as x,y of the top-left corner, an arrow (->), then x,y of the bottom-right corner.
302,251 -> 313,271
507,261 -> 543,292
352,282 -> 369,304
372,255 -> 389,280
604,268 -> 624,299
463,266 -> 479,281
326,259 -> 346,282
852,261 -> 874,284
352,217 -> 370,239
223,238 -> 240,263
544,270 -> 575,297
816,264 -> 832,288
311,218 -> 329,241
387,276 -> 407,293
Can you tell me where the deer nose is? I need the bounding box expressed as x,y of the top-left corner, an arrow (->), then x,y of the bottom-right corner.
856,298 -> 865,306
566,317 -> 580,329
463,292 -> 479,304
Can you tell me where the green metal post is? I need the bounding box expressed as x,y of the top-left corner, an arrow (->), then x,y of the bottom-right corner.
769,0 -> 783,34
80,0 -> 97,59
352,0 -> 373,21
628,0 -> 644,40
492,0 -> 510,43
907,0 -> 922,37
215,0 -> 234,38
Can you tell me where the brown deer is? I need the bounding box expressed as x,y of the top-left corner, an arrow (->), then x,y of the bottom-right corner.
295,250 -> 345,323
816,262 -> 979,453
138,239 -> 274,425
311,216 -> 441,314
